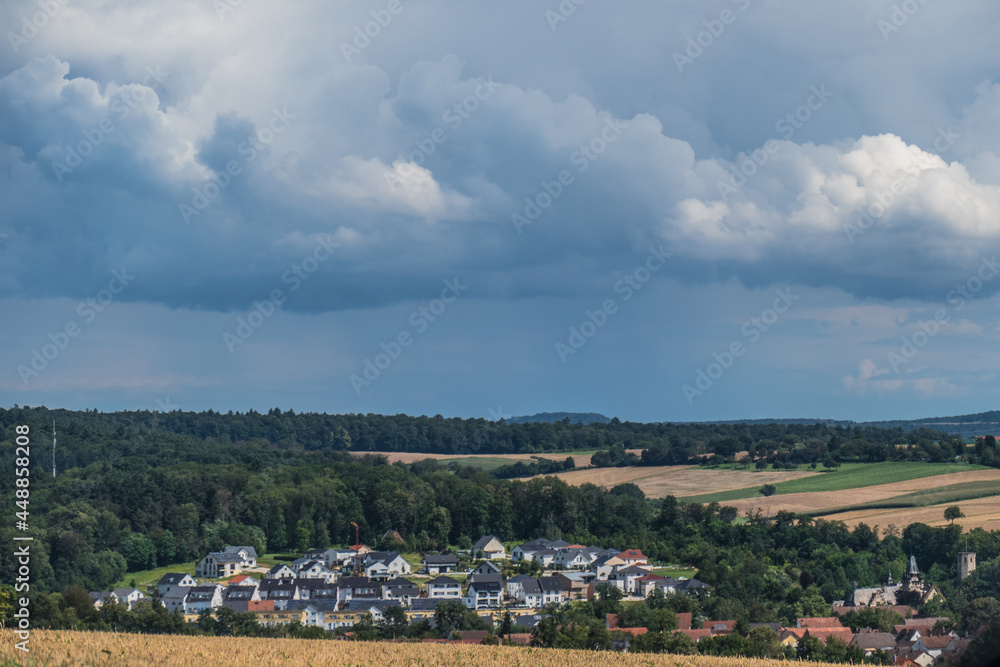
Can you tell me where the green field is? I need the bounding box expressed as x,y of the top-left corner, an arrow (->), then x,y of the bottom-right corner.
445,456 -> 521,471
684,462 -> 986,504
651,567 -> 698,579
111,553 -> 290,590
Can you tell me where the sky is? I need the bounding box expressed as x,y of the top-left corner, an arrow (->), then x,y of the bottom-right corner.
2,0 -> 1000,423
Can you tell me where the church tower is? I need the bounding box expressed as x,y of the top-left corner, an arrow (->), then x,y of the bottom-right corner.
958,552 -> 977,581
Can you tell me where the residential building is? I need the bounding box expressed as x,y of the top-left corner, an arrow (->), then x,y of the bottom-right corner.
426,576 -> 463,599
422,554 -> 459,575
186,584 -> 225,614
472,535 -> 506,560
464,580 -> 503,609
156,573 -> 196,598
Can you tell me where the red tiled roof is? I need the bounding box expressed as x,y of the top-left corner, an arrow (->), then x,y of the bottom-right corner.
674,629 -> 712,642
799,617 -> 843,628
808,628 -> 855,644
676,612 -> 693,630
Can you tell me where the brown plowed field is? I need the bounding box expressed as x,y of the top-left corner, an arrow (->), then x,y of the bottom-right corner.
530,466 -> 818,498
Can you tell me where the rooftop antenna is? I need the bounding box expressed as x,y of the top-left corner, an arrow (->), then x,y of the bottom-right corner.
52,420 -> 57,478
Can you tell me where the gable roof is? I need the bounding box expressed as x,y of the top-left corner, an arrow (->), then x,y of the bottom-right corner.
468,580 -> 503,592
799,617 -> 843,628
423,554 -> 459,565
222,545 -> 258,558
808,628 -> 855,644
538,576 -> 563,593
851,632 -> 897,649
473,535 -> 502,550
520,579 -> 542,595
157,573 -> 192,586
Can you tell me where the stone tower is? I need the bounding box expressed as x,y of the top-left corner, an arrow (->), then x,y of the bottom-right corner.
958,552 -> 977,581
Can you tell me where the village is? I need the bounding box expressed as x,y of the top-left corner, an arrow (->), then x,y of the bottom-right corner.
85,534 -> 976,664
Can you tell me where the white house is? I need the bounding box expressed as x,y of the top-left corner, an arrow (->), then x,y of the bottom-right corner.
426,576 -> 463,599
538,577 -> 565,606
296,560 -> 336,583
464,581 -> 503,609
156,573 -> 196,598
186,584 -> 225,613
196,546 -> 258,578
363,552 -> 411,580
110,588 -> 145,610
472,561 -> 501,577
160,587 -> 190,614
554,548 -> 592,570
322,548 -> 358,569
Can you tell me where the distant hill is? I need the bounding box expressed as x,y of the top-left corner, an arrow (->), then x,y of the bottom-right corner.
703,418 -> 856,427
703,410 -> 1000,438
508,412 -> 611,425
859,410 -> 1000,438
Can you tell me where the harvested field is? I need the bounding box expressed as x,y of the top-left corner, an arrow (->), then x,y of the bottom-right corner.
533,466 -> 818,498
716,469 -> 1000,521
822,495 -> 1000,532
0,629 -> 846,667
349,450 -> 642,468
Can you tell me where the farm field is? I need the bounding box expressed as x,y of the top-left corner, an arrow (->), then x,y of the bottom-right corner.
709,469 -> 1000,531
531,465 -> 818,498
684,462 -> 987,503
821,494 -> 1000,532
0,629 -> 847,667
349,449 -> 642,468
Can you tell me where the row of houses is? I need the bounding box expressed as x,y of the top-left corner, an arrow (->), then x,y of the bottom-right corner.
620,614 -> 969,666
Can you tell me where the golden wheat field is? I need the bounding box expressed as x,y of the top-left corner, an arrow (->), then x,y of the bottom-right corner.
822,495 -> 1000,532
0,629 -> 849,667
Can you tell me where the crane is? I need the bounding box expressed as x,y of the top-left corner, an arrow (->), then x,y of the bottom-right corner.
350,522 -> 361,576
